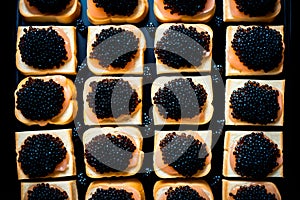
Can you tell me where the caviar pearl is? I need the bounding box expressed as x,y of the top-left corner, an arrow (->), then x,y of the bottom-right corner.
163,0 -> 207,16
88,187 -> 134,200
92,0 -> 138,16
234,0 -> 277,17
165,185 -> 205,200
229,184 -> 277,200
27,183 -> 69,200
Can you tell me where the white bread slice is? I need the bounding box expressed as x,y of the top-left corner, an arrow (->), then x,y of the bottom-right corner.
153,130 -> 212,178
87,0 -> 149,25
87,25 -> 146,75
154,179 -> 214,200
14,75 -> 78,126
16,26 -> 77,76
225,25 -> 284,76
86,178 -> 145,200
225,79 -> 285,126
151,75 -> 213,125
83,76 -> 142,125
15,129 -> 76,180
222,179 -> 282,200
223,0 -> 281,22
154,23 -> 213,74
222,130 -> 283,178
83,126 -> 144,178
19,0 -> 81,24
153,0 -> 216,23
21,180 -> 78,200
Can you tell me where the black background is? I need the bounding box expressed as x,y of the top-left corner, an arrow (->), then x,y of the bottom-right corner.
1,0 -> 296,198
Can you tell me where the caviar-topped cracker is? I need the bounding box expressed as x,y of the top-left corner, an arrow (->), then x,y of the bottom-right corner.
225,25 -> 284,76
154,23 -> 213,74
15,129 -> 76,180
21,180 -> 78,200
83,127 -> 144,178
225,79 -> 285,126
223,130 -> 283,178
151,75 -> 213,125
16,26 -> 77,75
19,0 -> 81,23
153,130 -> 212,178
83,76 -> 142,125
154,180 -> 214,200
223,0 -> 281,22
14,75 -> 77,126
87,25 -> 146,75
222,180 -> 282,200
153,0 -> 216,23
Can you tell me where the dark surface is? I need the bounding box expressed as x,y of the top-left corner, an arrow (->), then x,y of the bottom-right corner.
2,0 -> 295,198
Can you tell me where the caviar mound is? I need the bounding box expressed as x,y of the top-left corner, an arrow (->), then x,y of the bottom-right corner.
15,129 -> 76,180
16,26 -> 77,75
85,179 -> 145,200
87,0 -> 149,25
14,75 -> 77,126
87,25 -> 146,75
223,0 -> 281,22
83,127 -> 144,178
83,76 -> 142,125
154,23 -> 213,74
223,131 -> 283,178
222,180 -> 282,200
225,25 -> 284,76
151,76 -> 213,125
154,130 -> 212,178
225,79 -> 285,126
153,180 -> 214,200
153,0 -> 216,23
21,180 -> 78,200
19,0 -> 81,23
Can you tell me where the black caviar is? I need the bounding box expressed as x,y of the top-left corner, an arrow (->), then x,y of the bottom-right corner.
153,78 -> 207,121
163,0 -> 207,16
159,132 -> 209,177
165,186 -> 206,200
27,183 -> 68,200
92,0 -> 138,16
16,77 -> 65,121
18,26 -> 68,70
90,27 -> 139,69
232,26 -> 283,72
234,0 -> 277,17
229,80 -> 280,124
155,24 -> 210,69
88,187 -> 134,200
18,134 -> 67,178
85,133 -> 136,173
86,78 -> 141,119
229,184 -> 278,200
27,0 -> 72,13
233,132 -> 281,178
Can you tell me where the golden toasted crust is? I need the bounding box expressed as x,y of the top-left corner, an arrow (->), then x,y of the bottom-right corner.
154,23 -> 213,74
225,79 -> 285,126
86,178 -> 145,200
154,179 -> 214,200
223,0 -> 281,22
19,0 -> 81,23
153,0 -> 216,23
153,130 -> 212,178
15,129 -> 76,180
222,130 -> 284,178
83,76 -> 142,125
14,75 -> 77,126
222,179 -> 282,200
87,25 -> 146,75
21,180 -> 78,200
83,126 -> 144,178
225,25 -> 284,76
87,0 -> 149,25
16,26 -> 78,76
151,75 -> 213,125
